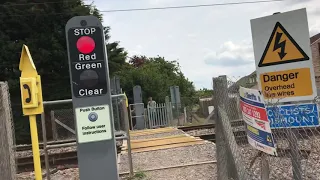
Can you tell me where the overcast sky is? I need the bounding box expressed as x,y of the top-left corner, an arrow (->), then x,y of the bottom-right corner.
90,0 -> 320,89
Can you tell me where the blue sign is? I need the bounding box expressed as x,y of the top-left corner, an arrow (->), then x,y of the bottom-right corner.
267,103 -> 319,128
246,124 -> 275,147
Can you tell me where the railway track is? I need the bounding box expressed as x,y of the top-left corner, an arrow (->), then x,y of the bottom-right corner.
178,120 -> 245,131
15,139 -> 76,151
16,139 -> 123,153
197,133 -> 311,159
18,151 -> 78,173
197,131 -> 247,143
179,120 -> 320,141
179,120 -> 320,136
16,134 -> 125,172
16,131 -> 126,152
17,147 -> 122,173
196,127 -> 320,142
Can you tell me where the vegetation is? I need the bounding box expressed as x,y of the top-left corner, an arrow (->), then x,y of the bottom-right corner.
0,1 -> 197,143
117,55 -> 196,105
126,171 -> 148,180
196,88 -> 213,98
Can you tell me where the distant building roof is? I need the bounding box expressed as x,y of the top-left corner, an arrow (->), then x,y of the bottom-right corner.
311,33 -> 320,44
228,72 -> 257,93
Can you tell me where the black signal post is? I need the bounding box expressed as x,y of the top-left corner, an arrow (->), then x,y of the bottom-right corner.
65,16 -> 119,180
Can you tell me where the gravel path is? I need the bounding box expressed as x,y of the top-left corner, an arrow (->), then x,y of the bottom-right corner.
16,128 -> 320,180
16,141 -> 320,180
141,163 -> 216,180
118,143 -> 216,173
16,142 -> 216,180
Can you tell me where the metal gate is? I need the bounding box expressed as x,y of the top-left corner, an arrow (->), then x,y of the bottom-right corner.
129,103 -> 148,130
147,103 -> 172,128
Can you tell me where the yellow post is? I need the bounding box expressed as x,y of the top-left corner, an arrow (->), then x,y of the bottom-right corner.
124,92 -> 129,107
19,45 -> 44,180
29,115 -> 42,180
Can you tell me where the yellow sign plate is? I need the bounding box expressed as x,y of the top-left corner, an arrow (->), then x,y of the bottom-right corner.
258,22 -> 309,67
260,68 -> 313,99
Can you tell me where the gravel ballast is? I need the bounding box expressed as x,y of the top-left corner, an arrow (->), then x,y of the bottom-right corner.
118,143 -> 216,174
185,126 -> 245,137
141,163 -> 216,180
15,128 -> 320,180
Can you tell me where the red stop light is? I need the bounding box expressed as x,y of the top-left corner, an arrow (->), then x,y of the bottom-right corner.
76,36 -> 95,54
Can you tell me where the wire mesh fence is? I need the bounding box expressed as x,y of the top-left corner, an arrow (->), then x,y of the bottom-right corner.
213,75 -> 320,179
261,91 -> 320,179
0,82 -> 16,180
170,96 -> 214,127
52,108 -> 75,141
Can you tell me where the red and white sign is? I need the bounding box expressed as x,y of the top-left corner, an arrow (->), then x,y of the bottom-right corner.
240,86 -> 277,155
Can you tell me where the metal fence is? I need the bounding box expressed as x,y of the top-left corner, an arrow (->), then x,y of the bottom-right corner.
214,75 -> 320,180
147,103 -> 172,128
127,95 -> 207,129
0,82 -> 16,180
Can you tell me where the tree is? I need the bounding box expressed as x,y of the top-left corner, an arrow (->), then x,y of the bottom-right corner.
107,41 -> 128,75
117,56 -> 197,106
196,88 -> 213,98
0,0 -> 127,143
129,55 -> 148,68
104,26 -> 128,75
0,1 -> 194,143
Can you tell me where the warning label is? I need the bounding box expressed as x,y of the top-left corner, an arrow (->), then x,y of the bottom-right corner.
258,22 -> 309,67
75,105 -> 112,143
260,68 -> 313,99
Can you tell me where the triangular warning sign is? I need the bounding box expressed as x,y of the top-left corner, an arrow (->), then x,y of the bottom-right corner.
258,22 -> 309,67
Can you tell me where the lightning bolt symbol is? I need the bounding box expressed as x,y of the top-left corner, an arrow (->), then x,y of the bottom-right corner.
273,32 -> 287,59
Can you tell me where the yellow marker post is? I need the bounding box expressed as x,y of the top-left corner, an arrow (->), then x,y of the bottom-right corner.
19,45 -> 44,180
124,92 -> 129,107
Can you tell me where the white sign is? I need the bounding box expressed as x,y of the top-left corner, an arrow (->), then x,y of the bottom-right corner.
208,106 -> 214,114
75,105 -> 112,143
250,8 -> 316,103
239,87 -> 277,156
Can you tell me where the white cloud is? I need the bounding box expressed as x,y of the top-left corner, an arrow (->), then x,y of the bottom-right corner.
310,22 -> 320,36
186,33 -> 198,38
96,0 -> 320,89
204,41 -> 254,67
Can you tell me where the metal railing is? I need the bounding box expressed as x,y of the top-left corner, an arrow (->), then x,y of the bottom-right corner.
147,103 -> 171,128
